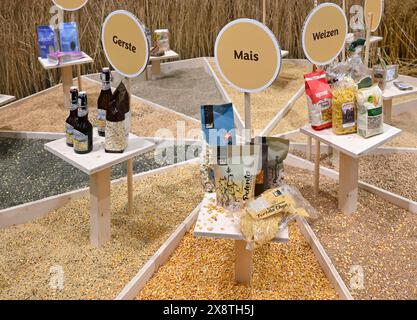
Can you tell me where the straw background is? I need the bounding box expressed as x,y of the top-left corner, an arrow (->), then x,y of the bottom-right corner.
1,0 -> 416,99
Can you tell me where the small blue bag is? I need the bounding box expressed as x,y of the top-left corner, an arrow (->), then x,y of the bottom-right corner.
59,22 -> 80,53
200,103 -> 236,146
37,26 -> 56,58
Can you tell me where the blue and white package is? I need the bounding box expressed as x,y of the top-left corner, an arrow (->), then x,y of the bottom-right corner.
59,22 -> 80,53
37,26 -> 56,59
200,103 -> 236,146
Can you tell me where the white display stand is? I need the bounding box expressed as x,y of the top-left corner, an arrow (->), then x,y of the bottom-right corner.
147,50 -> 180,80
382,74 -> 417,123
38,52 -> 93,109
194,193 -> 288,284
281,50 -> 289,58
301,124 -> 401,214
0,95 -> 15,107
45,129 -> 155,247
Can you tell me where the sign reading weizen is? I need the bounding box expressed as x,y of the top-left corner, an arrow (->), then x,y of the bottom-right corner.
364,0 -> 384,32
302,3 -> 348,66
215,19 -> 282,93
101,10 -> 149,78
52,0 -> 89,11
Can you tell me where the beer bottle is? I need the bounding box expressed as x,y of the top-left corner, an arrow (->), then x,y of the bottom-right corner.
97,67 -> 112,137
65,86 -> 79,147
73,91 -> 93,154
105,84 -> 126,154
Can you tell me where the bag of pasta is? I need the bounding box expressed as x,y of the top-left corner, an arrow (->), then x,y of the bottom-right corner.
240,185 -> 317,250
332,78 -> 358,135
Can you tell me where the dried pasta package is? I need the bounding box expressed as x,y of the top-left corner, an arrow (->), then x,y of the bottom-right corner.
332,78 -> 358,135
357,85 -> 384,138
304,71 -> 333,130
213,145 -> 261,212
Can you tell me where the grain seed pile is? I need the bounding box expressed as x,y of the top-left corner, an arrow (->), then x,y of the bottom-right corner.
289,150 -> 417,202
0,164 -> 204,300
138,224 -> 339,300
0,79 -> 199,139
285,165 -> 417,300
208,58 -> 311,134
88,67 -> 226,120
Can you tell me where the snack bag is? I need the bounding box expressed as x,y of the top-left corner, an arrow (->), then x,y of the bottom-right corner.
59,22 -> 80,53
213,145 -> 261,212
37,26 -> 56,59
240,185 -> 316,250
201,103 -> 236,146
304,71 -> 333,130
357,85 -> 384,138
200,143 -> 216,193
332,78 -> 358,135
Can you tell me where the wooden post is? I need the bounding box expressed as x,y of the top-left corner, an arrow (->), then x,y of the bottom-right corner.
61,66 -> 73,109
307,136 -> 313,161
151,60 -> 162,80
127,78 -> 134,215
342,0 -> 346,62
313,139 -> 321,195
235,240 -> 253,285
72,12 -> 83,91
90,168 -> 111,247
244,92 -> 251,143
338,153 -> 359,214
383,99 -> 393,125
364,13 -> 373,67
262,0 -> 266,25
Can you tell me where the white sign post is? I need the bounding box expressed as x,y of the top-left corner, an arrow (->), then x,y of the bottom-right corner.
102,10 -> 150,215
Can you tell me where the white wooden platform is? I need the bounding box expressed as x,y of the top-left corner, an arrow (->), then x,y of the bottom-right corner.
38,52 -> 93,70
194,193 -> 289,242
382,74 -> 417,100
281,50 -> 289,58
0,95 -> 15,107
300,124 -> 402,159
149,50 -> 179,62
45,129 -> 155,175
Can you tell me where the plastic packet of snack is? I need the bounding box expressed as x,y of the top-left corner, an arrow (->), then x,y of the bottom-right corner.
332,77 -> 358,135
213,145 -> 261,212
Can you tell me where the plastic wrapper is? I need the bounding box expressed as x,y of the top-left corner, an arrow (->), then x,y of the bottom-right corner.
239,185 -> 317,250
304,71 -> 332,130
200,144 -> 215,193
213,145 -> 261,212
332,78 -> 358,135
357,85 -> 384,138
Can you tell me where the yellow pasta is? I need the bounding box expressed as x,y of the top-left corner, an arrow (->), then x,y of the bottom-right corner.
332,81 -> 358,135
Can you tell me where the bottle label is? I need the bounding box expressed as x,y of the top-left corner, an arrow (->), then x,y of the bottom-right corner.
69,94 -> 78,111
105,120 -> 125,152
73,129 -> 88,152
66,123 -> 74,145
97,109 -> 106,132
78,108 -> 88,118
102,82 -> 111,91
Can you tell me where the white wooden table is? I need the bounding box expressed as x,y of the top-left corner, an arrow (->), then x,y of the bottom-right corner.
45,129 -> 155,247
194,193 -> 288,285
382,74 -> 417,123
38,52 -> 93,109
301,124 -> 401,214
147,50 -> 180,80
0,95 -> 15,107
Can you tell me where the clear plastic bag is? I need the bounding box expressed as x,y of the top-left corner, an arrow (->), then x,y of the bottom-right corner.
239,184 -> 317,250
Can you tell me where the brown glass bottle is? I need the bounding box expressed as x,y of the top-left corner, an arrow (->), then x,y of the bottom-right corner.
65,86 -> 79,147
73,92 -> 93,154
105,86 -> 126,154
97,67 -> 112,137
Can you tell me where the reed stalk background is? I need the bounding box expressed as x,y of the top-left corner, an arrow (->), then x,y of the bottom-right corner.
1,0 -> 416,99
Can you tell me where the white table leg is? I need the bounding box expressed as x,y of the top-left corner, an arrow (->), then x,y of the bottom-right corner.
383,99 -> 393,125
151,60 -> 162,79
127,159 -> 134,215
307,136 -> 313,161
331,149 -> 340,170
235,240 -> 253,285
61,66 -> 73,110
90,168 -> 111,247
77,65 -> 82,91
338,153 -> 359,214
314,139 -> 321,195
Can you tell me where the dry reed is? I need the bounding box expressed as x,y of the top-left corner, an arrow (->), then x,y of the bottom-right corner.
0,0 -> 416,99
